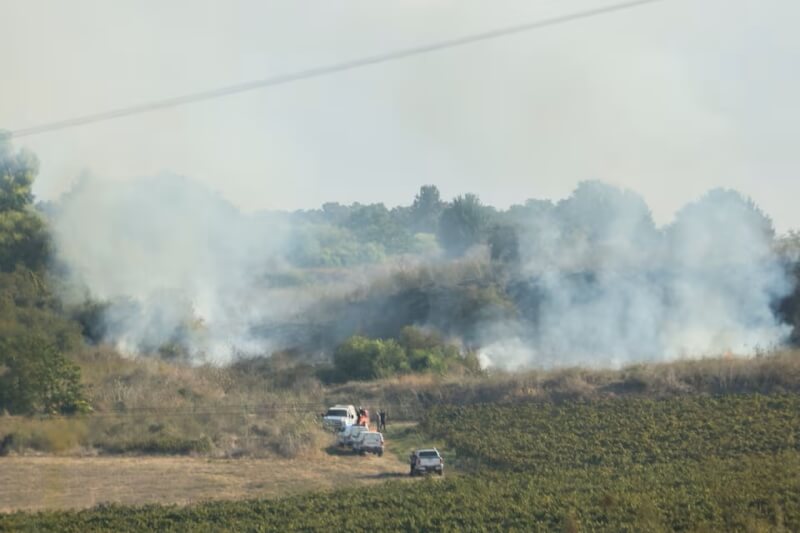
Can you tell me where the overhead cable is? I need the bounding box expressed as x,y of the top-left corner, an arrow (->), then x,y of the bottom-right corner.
9,0 -> 666,138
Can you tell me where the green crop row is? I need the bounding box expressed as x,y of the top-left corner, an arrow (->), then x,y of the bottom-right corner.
421,394 -> 800,471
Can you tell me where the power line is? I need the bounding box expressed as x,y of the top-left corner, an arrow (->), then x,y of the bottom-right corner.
1,402 -> 422,420
9,0 -> 666,139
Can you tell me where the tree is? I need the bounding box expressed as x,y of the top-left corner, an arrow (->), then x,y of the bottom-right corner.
0,136 -> 49,272
320,202 -> 352,225
410,185 -> 444,233
667,188 -> 775,267
0,134 -> 37,211
0,138 -> 88,414
556,181 -> 657,248
342,203 -> 413,254
437,194 -> 488,256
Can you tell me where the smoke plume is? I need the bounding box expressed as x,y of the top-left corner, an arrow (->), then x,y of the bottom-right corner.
478,184 -> 793,368
51,176 -> 795,368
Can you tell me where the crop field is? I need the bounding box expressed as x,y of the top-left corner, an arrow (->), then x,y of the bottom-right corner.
421,394 -> 800,470
2,393 -> 799,531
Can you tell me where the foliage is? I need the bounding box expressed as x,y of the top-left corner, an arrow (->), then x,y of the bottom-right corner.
0,268 -> 86,416
327,327 -> 479,383
0,334 -> 88,415
331,336 -> 408,381
556,180 -> 657,248
410,185 -> 444,234
437,194 -> 489,256
422,394 -> 800,471
0,140 -> 88,415
0,137 -> 37,212
342,203 -> 413,254
289,224 -> 387,267
775,232 -> 800,345
0,138 -> 49,273
488,224 -> 519,263
0,208 -> 50,273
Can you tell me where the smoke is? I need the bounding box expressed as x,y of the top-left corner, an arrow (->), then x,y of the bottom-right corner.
51,175 -> 795,368
53,174 -> 302,360
478,184 -> 793,369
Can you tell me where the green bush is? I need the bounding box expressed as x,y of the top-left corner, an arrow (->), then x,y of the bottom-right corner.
328,327 -> 478,383
332,336 -> 408,381
0,334 -> 88,415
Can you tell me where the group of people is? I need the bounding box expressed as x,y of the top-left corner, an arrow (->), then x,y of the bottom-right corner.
355,407 -> 387,431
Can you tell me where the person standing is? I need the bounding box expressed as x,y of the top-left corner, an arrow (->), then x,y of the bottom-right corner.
379,410 -> 387,431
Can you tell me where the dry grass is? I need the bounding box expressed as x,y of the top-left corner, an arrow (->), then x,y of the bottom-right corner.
0,452 -> 410,512
327,350 -> 800,418
5,347 -> 798,458
13,345 -> 330,458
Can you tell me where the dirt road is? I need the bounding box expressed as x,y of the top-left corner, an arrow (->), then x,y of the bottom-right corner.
0,452 -> 409,512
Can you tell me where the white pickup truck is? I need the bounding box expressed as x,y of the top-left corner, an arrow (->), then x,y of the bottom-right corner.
323,404 -> 357,432
409,448 -> 444,476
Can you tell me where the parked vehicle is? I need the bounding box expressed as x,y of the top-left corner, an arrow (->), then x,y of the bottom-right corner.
337,424 -> 369,447
353,432 -> 384,456
323,405 -> 357,431
409,448 -> 444,476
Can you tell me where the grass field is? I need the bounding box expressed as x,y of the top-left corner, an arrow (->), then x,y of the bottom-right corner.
0,452 -> 410,514
3,392 -> 798,531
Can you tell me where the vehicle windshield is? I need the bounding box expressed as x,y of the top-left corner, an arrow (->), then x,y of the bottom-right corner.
419,451 -> 439,458
326,409 -> 348,417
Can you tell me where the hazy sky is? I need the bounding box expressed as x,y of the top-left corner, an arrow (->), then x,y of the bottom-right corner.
2,0 -> 798,231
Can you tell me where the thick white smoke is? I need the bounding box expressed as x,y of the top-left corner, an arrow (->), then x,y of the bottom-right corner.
478,184 -> 793,369
52,176 -> 794,368
53,174 -> 302,360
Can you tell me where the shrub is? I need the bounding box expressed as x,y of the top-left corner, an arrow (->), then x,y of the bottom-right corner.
328,327 -> 478,383
332,336 -> 408,381
0,334 -> 89,415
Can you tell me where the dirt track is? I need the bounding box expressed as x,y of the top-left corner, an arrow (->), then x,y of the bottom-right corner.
0,452 -> 409,512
